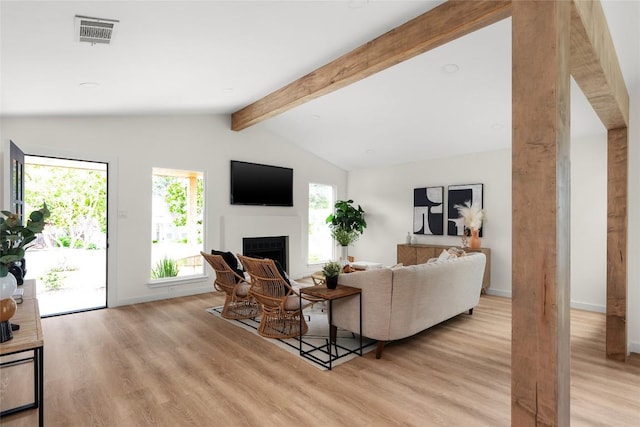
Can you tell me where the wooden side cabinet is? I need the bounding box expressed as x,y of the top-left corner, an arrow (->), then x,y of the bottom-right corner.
397,244 -> 491,293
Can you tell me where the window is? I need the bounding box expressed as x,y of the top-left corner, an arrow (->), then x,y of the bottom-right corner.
308,183 -> 334,264
151,168 -> 204,280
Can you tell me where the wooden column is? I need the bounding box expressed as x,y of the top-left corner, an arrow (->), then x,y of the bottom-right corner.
512,1 -> 571,426
606,127 -> 628,361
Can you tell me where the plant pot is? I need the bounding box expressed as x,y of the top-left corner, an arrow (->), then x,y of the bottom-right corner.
325,275 -> 339,289
340,246 -> 349,267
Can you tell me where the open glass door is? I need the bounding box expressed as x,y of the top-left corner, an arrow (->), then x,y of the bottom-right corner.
22,155 -> 108,316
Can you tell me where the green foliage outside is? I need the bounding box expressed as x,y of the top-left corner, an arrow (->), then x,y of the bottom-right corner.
309,183 -> 330,210
25,164 -> 106,250
41,269 -> 65,290
153,175 -> 203,228
308,183 -> 334,263
151,256 -> 180,279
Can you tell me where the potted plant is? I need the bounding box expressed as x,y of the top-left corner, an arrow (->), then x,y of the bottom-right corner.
326,199 -> 367,265
322,261 -> 341,289
0,203 -> 50,342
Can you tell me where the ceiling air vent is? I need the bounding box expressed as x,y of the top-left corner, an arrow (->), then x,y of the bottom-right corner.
75,15 -> 119,45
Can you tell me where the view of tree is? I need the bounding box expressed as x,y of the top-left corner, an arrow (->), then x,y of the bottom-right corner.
151,169 -> 204,278
25,164 -> 107,249
308,183 -> 334,263
153,176 -> 203,228
309,183 -> 330,210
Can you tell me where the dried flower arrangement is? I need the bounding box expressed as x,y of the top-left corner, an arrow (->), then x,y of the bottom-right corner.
455,201 -> 485,230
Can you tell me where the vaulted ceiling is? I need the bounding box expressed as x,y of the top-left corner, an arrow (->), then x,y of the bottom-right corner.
1,1 -> 638,170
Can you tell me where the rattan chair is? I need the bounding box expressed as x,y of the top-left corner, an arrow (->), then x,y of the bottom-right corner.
201,252 -> 262,320
237,255 -> 322,339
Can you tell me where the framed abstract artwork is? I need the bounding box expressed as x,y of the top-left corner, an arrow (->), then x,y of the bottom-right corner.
447,183 -> 483,236
413,186 -> 444,235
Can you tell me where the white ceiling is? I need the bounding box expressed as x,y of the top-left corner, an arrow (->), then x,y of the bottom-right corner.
1,1 -> 639,171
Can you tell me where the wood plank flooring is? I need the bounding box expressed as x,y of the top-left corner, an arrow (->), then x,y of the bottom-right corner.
1,293 -> 638,426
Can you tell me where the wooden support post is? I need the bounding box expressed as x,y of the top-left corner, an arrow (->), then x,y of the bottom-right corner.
606,127 -> 628,361
512,1 -> 571,426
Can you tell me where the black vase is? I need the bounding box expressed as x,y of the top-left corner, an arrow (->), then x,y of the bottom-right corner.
325,275 -> 338,289
8,258 -> 26,286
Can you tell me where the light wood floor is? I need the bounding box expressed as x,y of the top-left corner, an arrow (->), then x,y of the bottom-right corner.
1,293 -> 638,426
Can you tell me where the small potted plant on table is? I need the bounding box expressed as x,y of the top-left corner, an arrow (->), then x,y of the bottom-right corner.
322,261 -> 341,289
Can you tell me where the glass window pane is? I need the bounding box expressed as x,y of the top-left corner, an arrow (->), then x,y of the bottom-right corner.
151,168 -> 204,279
308,183 -> 334,264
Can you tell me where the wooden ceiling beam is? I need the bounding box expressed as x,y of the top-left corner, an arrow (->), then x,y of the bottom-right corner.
231,0 -> 512,131
570,0 -> 629,129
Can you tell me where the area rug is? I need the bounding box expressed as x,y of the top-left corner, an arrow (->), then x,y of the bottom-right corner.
206,306 -> 375,370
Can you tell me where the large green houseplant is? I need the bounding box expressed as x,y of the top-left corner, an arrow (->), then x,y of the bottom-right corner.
0,203 -> 50,277
326,200 -> 366,264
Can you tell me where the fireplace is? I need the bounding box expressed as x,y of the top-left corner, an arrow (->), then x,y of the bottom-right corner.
242,236 -> 289,273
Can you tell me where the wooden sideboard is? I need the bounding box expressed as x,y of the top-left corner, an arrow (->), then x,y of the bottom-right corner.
397,244 -> 491,293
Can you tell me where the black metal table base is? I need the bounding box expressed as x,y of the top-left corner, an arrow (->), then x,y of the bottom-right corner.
0,346 -> 44,426
299,290 -> 363,370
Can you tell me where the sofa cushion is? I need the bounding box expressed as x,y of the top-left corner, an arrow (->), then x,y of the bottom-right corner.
234,282 -> 252,297
331,268 -> 394,341
388,254 -> 485,340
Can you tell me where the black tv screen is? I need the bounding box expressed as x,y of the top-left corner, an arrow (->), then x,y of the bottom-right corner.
230,160 -> 293,206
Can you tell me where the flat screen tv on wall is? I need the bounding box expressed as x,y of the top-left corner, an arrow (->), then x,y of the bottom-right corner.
230,160 -> 294,207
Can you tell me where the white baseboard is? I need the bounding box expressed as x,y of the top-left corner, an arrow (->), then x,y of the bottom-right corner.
112,284 -> 213,307
570,301 -> 606,313
484,290 -> 607,314
629,342 -> 640,355
485,288 -> 511,298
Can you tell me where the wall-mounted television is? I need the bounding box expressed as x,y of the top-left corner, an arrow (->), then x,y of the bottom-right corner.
230,160 -> 294,207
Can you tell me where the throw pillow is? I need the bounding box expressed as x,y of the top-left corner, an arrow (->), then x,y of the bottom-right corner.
211,250 -> 245,282
447,247 -> 466,257
437,249 -> 451,262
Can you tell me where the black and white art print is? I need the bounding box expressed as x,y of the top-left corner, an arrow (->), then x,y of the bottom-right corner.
447,184 -> 483,236
413,186 -> 444,235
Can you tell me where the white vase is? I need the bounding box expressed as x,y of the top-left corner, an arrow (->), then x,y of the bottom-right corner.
340,246 -> 349,266
0,273 -> 17,300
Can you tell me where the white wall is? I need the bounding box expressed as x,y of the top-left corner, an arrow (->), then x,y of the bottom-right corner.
570,134 -> 607,313
0,114 -> 347,306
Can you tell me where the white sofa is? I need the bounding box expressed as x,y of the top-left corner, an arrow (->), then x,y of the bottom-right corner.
331,252 -> 486,358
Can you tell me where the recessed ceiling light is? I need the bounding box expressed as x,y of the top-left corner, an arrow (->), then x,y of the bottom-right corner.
491,123 -> 504,130
79,82 -> 100,88
365,149 -> 375,155
311,114 -> 321,120
442,64 -> 460,74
